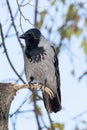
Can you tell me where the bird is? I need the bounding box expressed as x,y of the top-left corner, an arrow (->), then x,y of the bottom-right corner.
20,28 -> 61,113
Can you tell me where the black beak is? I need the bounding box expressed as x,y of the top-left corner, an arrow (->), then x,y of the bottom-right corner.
19,34 -> 26,39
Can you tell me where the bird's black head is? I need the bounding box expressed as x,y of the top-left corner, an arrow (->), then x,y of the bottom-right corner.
20,28 -> 41,50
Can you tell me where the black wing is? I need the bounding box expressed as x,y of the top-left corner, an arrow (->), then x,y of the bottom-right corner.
51,45 -> 61,102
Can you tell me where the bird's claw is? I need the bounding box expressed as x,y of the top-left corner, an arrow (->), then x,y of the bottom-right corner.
28,82 -> 35,90
28,82 -> 54,98
41,86 -> 54,99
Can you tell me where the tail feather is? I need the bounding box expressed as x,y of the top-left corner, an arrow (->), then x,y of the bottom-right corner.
43,92 -> 61,113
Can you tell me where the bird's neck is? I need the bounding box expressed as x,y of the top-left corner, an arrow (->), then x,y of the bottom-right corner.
25,44 -> 38,57
25,39 -> 39,51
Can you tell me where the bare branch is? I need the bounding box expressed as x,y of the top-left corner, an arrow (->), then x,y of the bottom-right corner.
0,23 -> 25,84
5,0 -> 25,38
79,71 -> 87,81
33,94 -> 42,130
20,0 -> 31,7
20,2 -> 49,8
16,0 -> 34,29
34,0 -> 38,27
48,113 -> 55,130
6,0 -> 24,51
72,110 -> 87,120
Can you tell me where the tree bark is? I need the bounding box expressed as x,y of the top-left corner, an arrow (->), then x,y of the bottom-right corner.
0,83 -> 53,130
0,83 -> 16,130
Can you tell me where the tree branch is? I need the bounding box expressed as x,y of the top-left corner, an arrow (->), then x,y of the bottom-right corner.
34,0 -> 38,27
33,93 -> 42,130
0,82 -> 54,130
16,0 -> 34,29
79,71 -> 87,81
5,0 -> 25,38
0,83 -> 15,130
0,23 -> 25,84
6,0 -> 24,51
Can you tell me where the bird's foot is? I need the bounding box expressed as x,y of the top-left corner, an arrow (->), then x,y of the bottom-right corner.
39,83 -> 54,99
28,82 -> 54,98
42,86 -> 54,99
28,81 -> 39,90
28,81 -> 35,90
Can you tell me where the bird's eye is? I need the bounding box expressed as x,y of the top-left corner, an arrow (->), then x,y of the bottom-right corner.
27,33 -> 32,38
26,33 -> 32,38
26,34 -> 34,42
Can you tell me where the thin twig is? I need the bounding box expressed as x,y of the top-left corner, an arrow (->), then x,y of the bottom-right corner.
79,71 -> 87,81
5,0 -> 25,38
33,93 -> 42,130
9,95 -> 29,117
72,110 -> 87,120
6,0 -> 24,51
40,116 -> 49,129
34,0 -> 38,27
48,112 -> 55,130
0,23 -> 25,84
20,0 -> 31,7
20,2 -> 49,8
16,0 -> 34,27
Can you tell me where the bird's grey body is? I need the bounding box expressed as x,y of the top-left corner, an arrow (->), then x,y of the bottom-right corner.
25,36 -> 57,89
20,28 -> 61,113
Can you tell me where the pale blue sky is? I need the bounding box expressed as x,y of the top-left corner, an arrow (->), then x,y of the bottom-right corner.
0,0 -> 87,130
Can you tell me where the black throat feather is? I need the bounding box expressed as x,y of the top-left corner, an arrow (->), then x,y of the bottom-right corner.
25,39 -> 39,60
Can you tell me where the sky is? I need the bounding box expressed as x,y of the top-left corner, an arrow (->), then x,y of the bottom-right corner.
0,0 -> 87,130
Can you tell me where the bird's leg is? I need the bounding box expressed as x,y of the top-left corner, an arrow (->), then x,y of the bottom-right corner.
28,80 -> 39,90
28,76 -> 37,89
28,80 -> 54,98
28,81 -> 35,89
